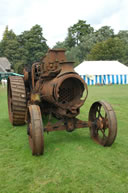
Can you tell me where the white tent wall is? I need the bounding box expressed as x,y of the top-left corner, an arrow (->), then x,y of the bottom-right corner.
75,61 -> 128,85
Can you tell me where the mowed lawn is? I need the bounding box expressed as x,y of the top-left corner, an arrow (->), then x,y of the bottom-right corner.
0,85 -> 128,193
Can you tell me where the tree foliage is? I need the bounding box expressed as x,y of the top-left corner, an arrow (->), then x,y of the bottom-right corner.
18,25 -> 48,65
53,22 -> 118,66
66,20 -> 94,47
0,25 -> 49,73
0,26 -> 21,71
78,26 -> 114,61
54,21 -> 128,66
87,37 -> 126,62
53,41 -> 67,49
116,30 -> 128,65
117,30 -> 128,43
0,20 -> 128,73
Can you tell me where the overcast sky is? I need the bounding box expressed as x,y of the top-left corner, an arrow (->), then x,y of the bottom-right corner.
0,0 -> 128,47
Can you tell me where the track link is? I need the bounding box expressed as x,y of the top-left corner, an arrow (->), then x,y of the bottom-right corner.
8,76 -> 27,126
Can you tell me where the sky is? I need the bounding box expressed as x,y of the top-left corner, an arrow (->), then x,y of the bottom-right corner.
0,0 -> 128,47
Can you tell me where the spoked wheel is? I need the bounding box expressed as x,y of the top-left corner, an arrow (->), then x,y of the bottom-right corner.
27,105 -> 44,156
89,101 -> 117,146
7,76 -> 27,126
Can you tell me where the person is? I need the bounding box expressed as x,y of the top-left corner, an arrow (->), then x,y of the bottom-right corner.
4,79 -> 7,86
1,78 -> 7,87
1,79 -> 4,88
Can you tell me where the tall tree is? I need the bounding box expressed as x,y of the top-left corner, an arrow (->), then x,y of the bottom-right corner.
66,20 -> 94,47
0,26 -> 19,68
18,24 -> 49,66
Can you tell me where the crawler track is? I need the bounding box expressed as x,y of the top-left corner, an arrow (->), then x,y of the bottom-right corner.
8,76 -> 27,126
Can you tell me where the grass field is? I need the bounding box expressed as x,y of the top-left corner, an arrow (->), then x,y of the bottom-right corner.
0,85 -> 128,193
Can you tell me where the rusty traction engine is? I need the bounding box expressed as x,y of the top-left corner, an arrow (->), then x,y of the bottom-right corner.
7,49 -> 117,155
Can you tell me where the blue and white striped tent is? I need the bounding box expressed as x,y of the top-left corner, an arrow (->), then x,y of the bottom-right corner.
75,61 -> 128,85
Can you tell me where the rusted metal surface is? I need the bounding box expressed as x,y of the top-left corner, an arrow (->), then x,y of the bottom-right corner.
40,49 -> 66,78
40,59 -> 88,118
7,76 -> 27,125
89,101 -> 117,146
44,118 -> 89,133
27,105 -> 44,155
41,72 -> 87,117
7,49 -> 117,156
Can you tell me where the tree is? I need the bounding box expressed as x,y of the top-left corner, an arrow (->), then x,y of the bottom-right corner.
87,37 -> 126,62
2,26 -> 16,41
117,30 -> 128,43
0,42 -> 2,57
95,26 -> 114,42
53,41 -> 67,49
18,24 -> 49,66
0,26 -> 19,69
66,46 -> 82,66
66,20 -> 94,47
117,30 -> 128,65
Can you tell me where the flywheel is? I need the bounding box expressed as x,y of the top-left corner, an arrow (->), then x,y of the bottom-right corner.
7,76 -> 27,126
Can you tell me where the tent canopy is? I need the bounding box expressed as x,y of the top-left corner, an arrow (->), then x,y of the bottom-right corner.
0,72 -> 23,81
75,61 -> 128,75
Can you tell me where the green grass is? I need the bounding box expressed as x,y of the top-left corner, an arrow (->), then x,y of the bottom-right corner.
0,85 -> 128,193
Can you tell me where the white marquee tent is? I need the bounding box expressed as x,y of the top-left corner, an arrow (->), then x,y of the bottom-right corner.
75,61 -> 128,85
